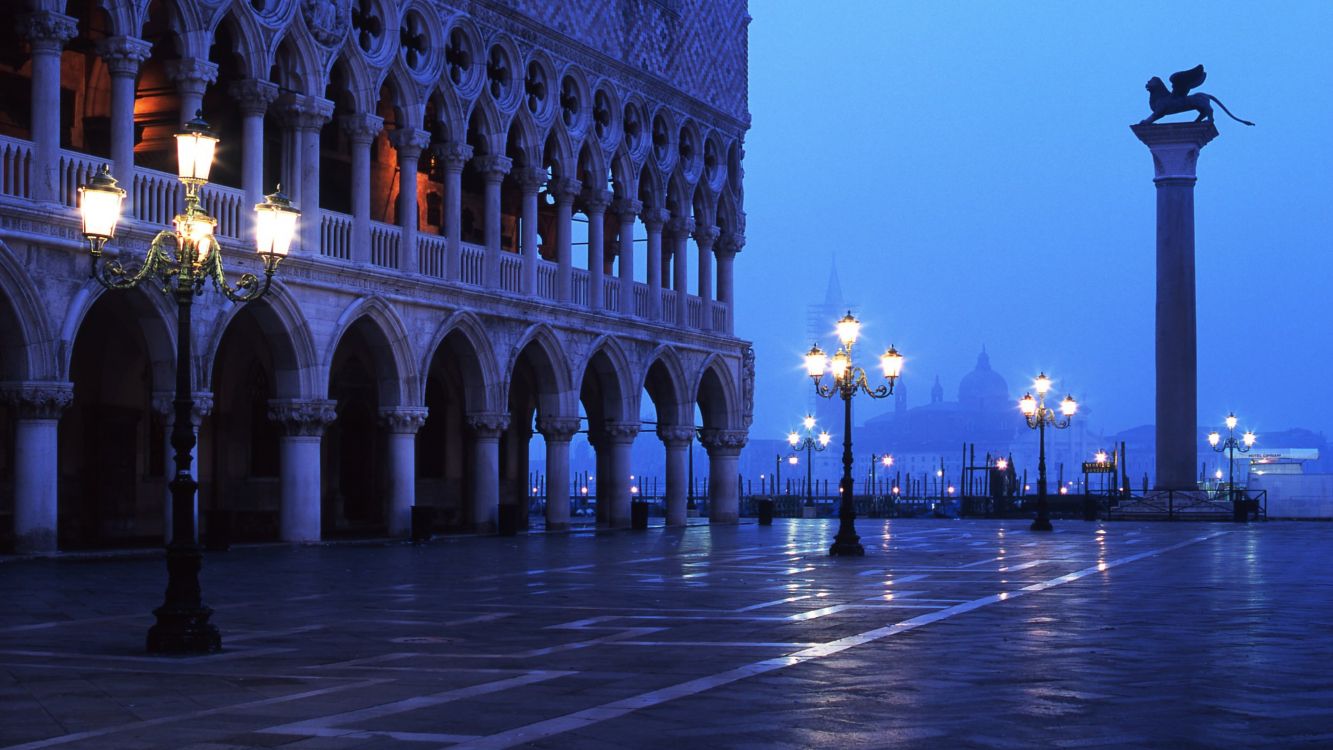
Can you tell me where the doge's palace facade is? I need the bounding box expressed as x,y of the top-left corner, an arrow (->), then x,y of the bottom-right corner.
0,0 -> 751,552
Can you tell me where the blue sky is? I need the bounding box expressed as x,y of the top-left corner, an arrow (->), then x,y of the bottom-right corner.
736,0 -> 1333,441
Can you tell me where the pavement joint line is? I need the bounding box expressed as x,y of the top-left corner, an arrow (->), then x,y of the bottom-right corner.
441,530 -> 1231,750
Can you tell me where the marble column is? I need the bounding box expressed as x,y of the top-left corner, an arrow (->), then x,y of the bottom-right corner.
700,428 -> 747,523
613,199 -> 642,316
297,97 -> 333,257
537,417 -> 580,532
341,113 -> 384,265
435,141 -> 472,283
0,382 -> 74,553
165,58 -> 219,127
715,232 -> 744,335
153,391 -> 213,544
20,11 -> 76,203
379,407 -> 429,538
549,177 -> 581,302
1132,122 -> 1218,490
641,207 -> 668,321
389,128 -> 431,275
668,216 -> 693,327
657,425 -> 693,527
514,165 -> 547,296
695,226 -> 718,331
473,155 -> 512,289
96,36 -> 153,187
583,189 -> 612,310
603,422 -> 639,528
228,80 -> 279,208
467,413 -> 509,533
268,399 -> 337,542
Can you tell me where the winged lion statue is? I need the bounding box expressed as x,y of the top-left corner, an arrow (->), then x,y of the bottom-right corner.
1139,65 -> 1254,127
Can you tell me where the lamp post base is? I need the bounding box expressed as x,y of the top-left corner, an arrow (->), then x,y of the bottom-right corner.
1030,517 -> 1053,532
829,536 -> 865,556
146,547 -> 222,654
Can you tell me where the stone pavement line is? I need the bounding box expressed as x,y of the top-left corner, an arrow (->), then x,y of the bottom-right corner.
443,530 -> 1230,750
0,679 -> 389,750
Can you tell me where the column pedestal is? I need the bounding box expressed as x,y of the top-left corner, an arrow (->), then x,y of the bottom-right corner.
701,429 -> 747,524
658,426 -> 693,527
1,382 -> 73,553
604,422 -> 639,528
269,399 -> 337,542
538,417 -> 580,532
468,414 -> 509,533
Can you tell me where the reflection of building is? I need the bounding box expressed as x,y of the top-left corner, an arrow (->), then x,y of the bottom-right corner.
0,1 -> 752,552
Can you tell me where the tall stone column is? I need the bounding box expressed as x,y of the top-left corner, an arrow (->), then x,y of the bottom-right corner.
603,422 -> 639,528
165,58 -> 219,127
514,166 -> 547,296
613,199 -> 642,316
549,177 -> 580,302
658,425 -> 693,527
389,128 -> 431,275
583,189 -> 612,310
701,428 -> 747,523
379,407 -> 428,537
435,141 -> 471,282
279,95 -> 333,257
1132,122 -> 1218,490
695,226 -> 718,331
668,216 -> 694,327
341,113 -> 384,265
641,207 -> 668,321
467,413 -> 509,533
228,80 -> 279,208
268,399 -> 337,542
154,391 -> 213,544
474,155 -> 512,289
96,37 -> 153,187
715,232 -> 743,335
20,11 -> 77,203
537,417 -> 579,531
1,382 -> 74,553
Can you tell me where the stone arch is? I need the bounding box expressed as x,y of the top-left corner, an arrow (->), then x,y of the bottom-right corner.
0,241 -> 56,381
426,82 -> 466,141
466,95 -> 506,156
542,123 -> 575,178
579,335 -> 635,425
324,296 -> 414,407
419,311 -> 500,414
99,0 -> 141,38
507,323 -> 575,419
505,106 -> 543,168
642,345 -> 689,428
201,283 -> 318,399
691,181 -> 716,232
270,24 -> 321,94
637,158 -> 665,209
715,189 -> 739,236
58,279 -> 175,389
209,4 -> 268,80
328,48 -> 376,113
576,138 -> 608,191
610,148 -> 638,201
694,354 -> 740,431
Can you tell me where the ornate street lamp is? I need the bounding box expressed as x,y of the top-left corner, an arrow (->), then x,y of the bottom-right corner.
804,311 -> 903,556
787,414 -> 830,509
1208,412 -> 1256,522
869,453 -> 893,496
1018,372 -> 1077,532
78,112 -> 299,653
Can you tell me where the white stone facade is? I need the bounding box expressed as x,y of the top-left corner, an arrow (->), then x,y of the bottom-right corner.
0,0 -> 752,552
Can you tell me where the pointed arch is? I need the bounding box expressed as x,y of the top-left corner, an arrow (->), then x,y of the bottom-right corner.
691,181 -> 716,232
419,310 -> 500,413
694,353 -> 740,431
578,335 -> 635,425
610,148 -> 638,201
209,5 -> 268,80
576,139 -> 607,190
637,158 -> 665,209
642,344 -> 689,429
328,49 -> 376,113
271,27 -> 321,95
0,241 -> 55,381
505,107 -> 542,168
507,323 -> 575,418
58,278 -> 175,389
201,282 -> 318,399
542,123 -> 575,178
324,296 -> 415,406
466,95 -> 506,156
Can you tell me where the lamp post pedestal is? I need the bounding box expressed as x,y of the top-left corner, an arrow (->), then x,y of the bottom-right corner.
1032,417 -> 1053,532
829,391 -> 864,556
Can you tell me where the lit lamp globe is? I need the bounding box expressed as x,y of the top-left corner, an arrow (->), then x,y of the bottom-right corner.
804,344 -> 827,378
254,187 -> 300,260
1060,395 -> 1078,417
1243,431 -> 1257,447
835,311 -> 861,348
818,431 -> 831,447
175,113 -> 219,188
1225,412 -> 1238,431
1034,373 -> 1053,396
78,165 -> 126,250
1019,393 -> 1037,416
787,432 -> 800,447
1208,431 -> 1221,447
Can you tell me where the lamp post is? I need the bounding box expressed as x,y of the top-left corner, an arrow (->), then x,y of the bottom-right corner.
787,415 -> 830,508
1018,372 -> 1078,532
870,453 -> 893,495
77,113 -> 299,653
1208,412 -> 1256,523
804,311 -> 903,556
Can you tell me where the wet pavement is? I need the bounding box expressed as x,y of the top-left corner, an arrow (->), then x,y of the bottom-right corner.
2,519 -> 1331,749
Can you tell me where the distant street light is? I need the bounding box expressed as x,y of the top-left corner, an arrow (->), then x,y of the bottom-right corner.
1208,412 -> 1256,522
1018,372 -> 1078,532
787,415 -> 830,509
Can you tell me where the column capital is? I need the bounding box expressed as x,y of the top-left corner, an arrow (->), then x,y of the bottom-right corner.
640,206 -> 671,231
165,57 -> 220,96
340,113 -> 384,145
665,215 -> 695,238
1130,122 -> 1219,182
693,225 -> 720,248
548,176 -> 582,203
467,412 -> 511,438
432,141 -> 473,171
603,421 -> 640,443
657,424 -> 695,448
716,231 -> 745,256
19,12 -> 77,52
0,381 -> 74,419
512,165 -> 548,193
611,198 -> 643,219
268,398 -> 338,437
96,36 -> 153,76
581,188 -> 613,214
388,127 -> 432,160
277,94 -> 335,132
228,79 -> 280,115
699,427 -> 747,454
378,406 -> 429,434
152,391 -> 215,425
473,154 -> 513,180
536,416 -> 582,441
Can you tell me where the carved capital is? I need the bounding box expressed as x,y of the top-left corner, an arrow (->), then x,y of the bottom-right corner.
512,165 -> 548,193
603,421 -> 640,443
699,428 -> 747,453
640,206 -> 671,231
165,58 -> 220,95
611,198 -> 643,219
378,406 -> 429,434
432,141 -> 473,171
340,113 -> 384,145
1131,122 -> 1218,182
268,398 -> 338,437
0,381 -> 74,420
536,416 -> 582,442
716,231 -> 745,256
467,412 -> 510,438
388,128 -> 432,160
656,425 -> 695,448
547,177 -> 582,203
693,225 -> 720,249
665,215 -> 695,238
20,12 -> 77,52
152,391 -> 214,426
229,79 -> 280,115
580,188 -> 614,214
473,154 -> 513,179
96,36 -> 153,76
277,94 -> 334,131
